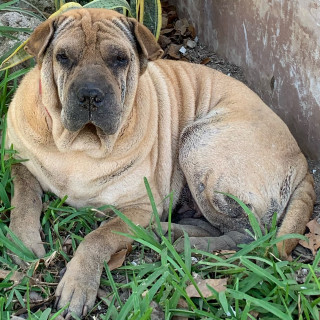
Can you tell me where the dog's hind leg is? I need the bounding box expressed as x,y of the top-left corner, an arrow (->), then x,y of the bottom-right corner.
276,172 -> 315,259
158,220 -> 252,252
174,231 -> 253,253
177,119 -> 257,252
157,219 -> 221,241
177,112 -> 315,255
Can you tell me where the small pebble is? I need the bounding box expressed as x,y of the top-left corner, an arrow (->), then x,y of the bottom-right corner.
186,39 -> 197,49
179,46 -> 187,54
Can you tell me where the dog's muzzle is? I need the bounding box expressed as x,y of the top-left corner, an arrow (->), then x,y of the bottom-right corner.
77,85 -> 105,116
63,79 -> 122,134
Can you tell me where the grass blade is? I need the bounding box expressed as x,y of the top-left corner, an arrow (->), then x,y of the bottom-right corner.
228,289 -> 292,320
104,262 -> 123,307
0,0 -> 19,10
221,192 -> 262,238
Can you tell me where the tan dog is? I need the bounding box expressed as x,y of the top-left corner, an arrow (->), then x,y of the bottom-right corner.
7,8 -> 315,318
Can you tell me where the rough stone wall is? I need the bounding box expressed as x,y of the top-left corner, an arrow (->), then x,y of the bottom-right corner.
170,0 -> 320,159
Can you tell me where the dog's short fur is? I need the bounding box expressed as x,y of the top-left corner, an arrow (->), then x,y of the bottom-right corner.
7,8 -> 315,318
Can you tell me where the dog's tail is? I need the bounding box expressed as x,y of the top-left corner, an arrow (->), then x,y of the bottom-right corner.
276,172 -> 315,259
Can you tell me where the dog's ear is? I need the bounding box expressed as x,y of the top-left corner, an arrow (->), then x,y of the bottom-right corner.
128,18 -> 163,73
24,17 -> 57,62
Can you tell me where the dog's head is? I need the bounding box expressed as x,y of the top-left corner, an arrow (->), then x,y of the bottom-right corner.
25,8 -> 162,154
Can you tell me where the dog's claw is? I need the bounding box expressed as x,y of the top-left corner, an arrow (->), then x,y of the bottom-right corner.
54,296 -> 59,309
83,305 -> 88,317
55,254 -> 100,319
59,267 -> 67,278
65,313 -> 71,320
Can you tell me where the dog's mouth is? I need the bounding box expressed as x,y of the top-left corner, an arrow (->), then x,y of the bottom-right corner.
54,112 -> 119,157
61,105 -> 120,135
83,123 -> 98,134
59,122 -> 108,154
80,123 -> 106,139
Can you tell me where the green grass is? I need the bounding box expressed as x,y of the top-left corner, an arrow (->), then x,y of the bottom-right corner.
0,1 -> 320,319
0,177 -> 320,319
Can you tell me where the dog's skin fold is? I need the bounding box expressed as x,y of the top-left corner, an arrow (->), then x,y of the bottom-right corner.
6,8 -> 315,318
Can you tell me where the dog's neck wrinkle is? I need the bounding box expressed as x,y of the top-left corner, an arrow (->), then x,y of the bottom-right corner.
38,78 -> 53,129
107,103 -> 155,160
95,76 -> 158,162
13,68 -> 52,146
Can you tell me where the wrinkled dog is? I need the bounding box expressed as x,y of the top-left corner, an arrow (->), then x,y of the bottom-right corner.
7,8 -> 315,318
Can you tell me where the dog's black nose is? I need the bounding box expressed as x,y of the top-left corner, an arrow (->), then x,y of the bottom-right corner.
77,87 -> 105,109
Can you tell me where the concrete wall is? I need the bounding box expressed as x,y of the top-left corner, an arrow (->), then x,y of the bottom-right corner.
170,0 -> 320,159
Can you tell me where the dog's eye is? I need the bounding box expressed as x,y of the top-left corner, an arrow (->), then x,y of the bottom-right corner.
115,54 -> 128,66
56,53 -> 69,63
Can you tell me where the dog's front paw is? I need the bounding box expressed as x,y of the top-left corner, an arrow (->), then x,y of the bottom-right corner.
9,223 -> 46,266
55,255 -> 101,319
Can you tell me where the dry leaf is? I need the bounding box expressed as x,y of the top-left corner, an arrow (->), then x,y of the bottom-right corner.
161,28 -> 174,35
188,25 -> 196,39
249,310 -> 259,319
12,295 -> 54,317
29,291 -> 43,303
0,269 -> 25,283
44,250 -> 58,268
161,1 -> 170,8
97,288 -> 108,299
175,19 -> 189,35
167,10 -> 178,24
62,238 -> 73,255
158,35 -> 171,49
215,250 -> 237,259
0,211 -> 9,220
172,298 -> 188,320
172,315 -> 188,320
162,15 -> 168,29
201,57 -> 211,65
107,245 -> 131,271
97,288 -> 114,307
299,219 -> 320,255
150,301 -> 165,320
186,278 -> 227,298
177,298 -> 188,309
306,219 -> 320,235
167,44 -> 181,59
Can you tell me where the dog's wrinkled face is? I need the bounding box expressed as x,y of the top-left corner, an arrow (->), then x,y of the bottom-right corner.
53,16 -> 135,134
25,8 -> 162,140
52,13 -> 139,135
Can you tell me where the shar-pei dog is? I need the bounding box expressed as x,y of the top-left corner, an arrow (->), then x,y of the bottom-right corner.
6,8 -> 315,318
